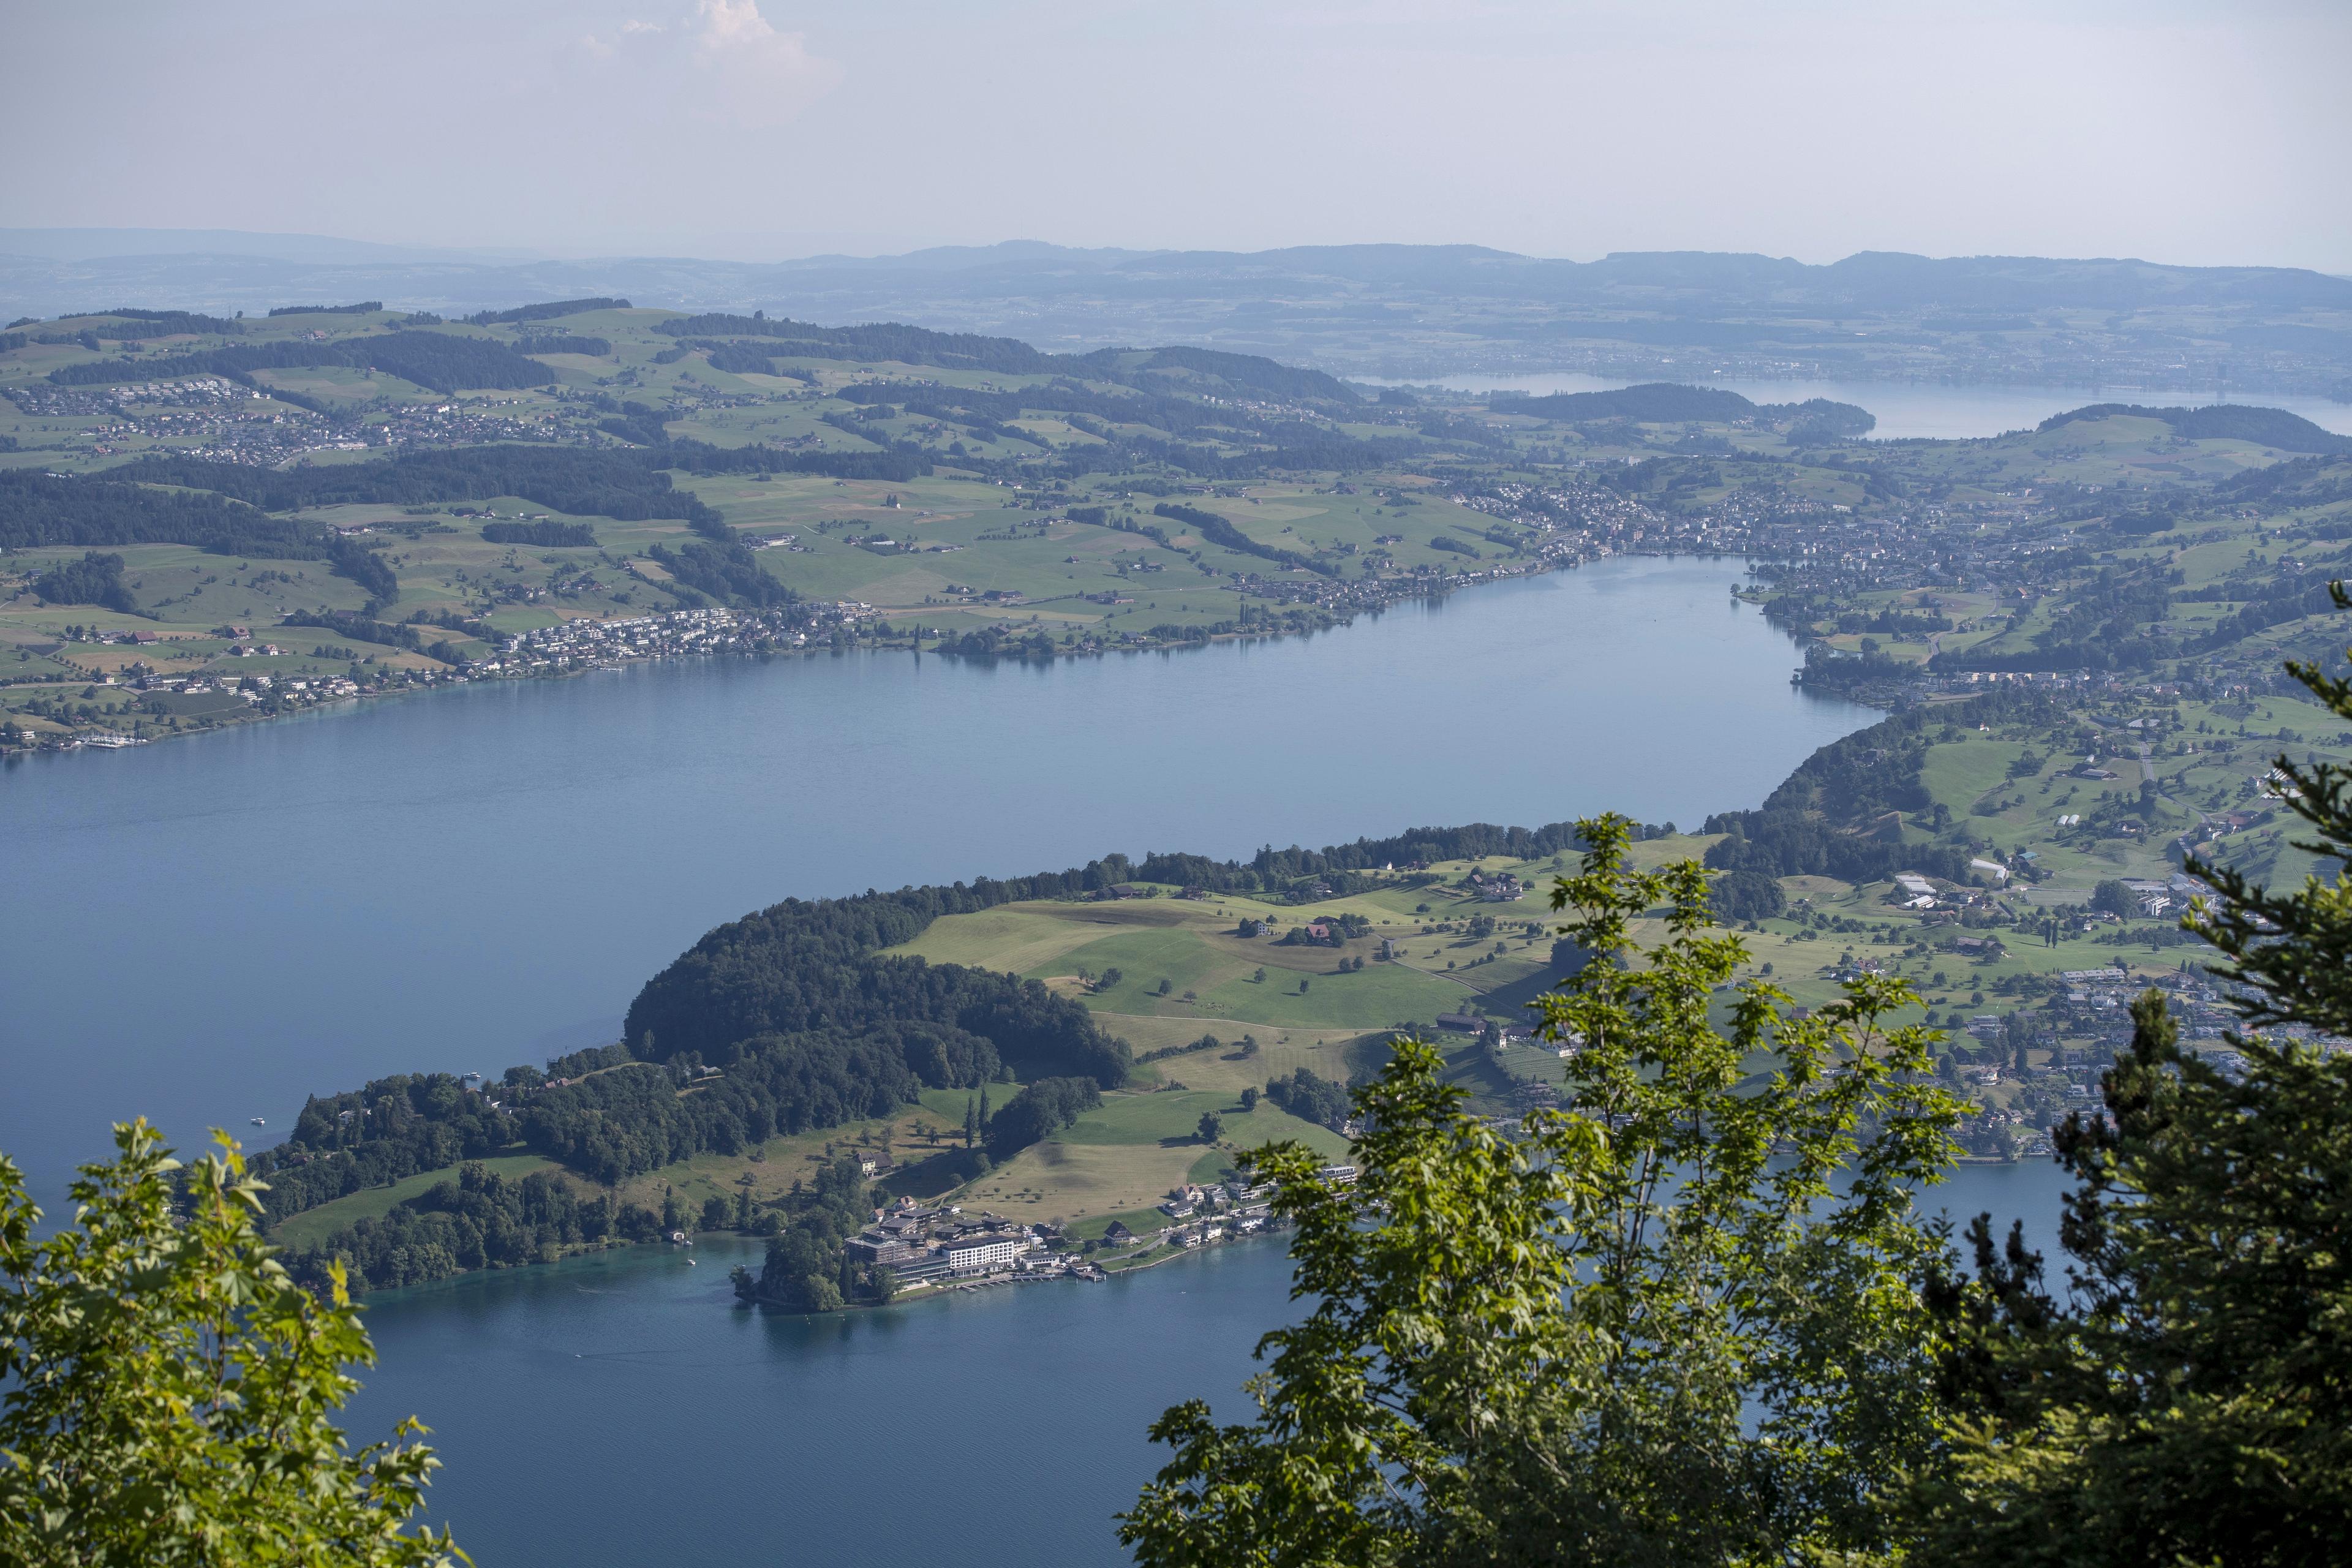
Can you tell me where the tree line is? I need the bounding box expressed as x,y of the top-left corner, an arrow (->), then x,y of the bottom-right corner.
660,315 -> 1365,411
656,311 -> 1061,375
0,470 -> 399,608
85,445 -> 910,612
280,1159 -> 650,1295
480,519 -> 597,547
1153,502 -> 1328,575
106,448 -> 714,524
461,298 -> 630,326
624,886 -> 1132,1086
45,331 -> 552,395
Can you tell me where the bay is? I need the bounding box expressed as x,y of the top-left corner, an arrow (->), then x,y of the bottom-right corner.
1383,371 -> 2352,442
340,1159 -> 2073,1568
2,556 -> 1869,1206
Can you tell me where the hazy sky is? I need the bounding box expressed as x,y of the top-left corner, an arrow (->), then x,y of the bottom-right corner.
5,0 -> 2347,270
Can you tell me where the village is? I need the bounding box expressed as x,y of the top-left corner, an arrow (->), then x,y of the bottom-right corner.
731,1161 -> 1362,1309
0,600 -> 880,753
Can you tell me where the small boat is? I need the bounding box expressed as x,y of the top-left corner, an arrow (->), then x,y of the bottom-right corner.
249,1117 -> 266,1126
687,1259 -> 696,1266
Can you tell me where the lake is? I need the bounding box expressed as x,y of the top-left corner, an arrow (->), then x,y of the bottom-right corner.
7,552 -> 1917,1567
2,556 -> 1871,1206
1380,371 -> 2352,442
342,1159 -> 2073,1568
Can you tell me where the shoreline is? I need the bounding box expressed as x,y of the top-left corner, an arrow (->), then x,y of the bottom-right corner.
734,1219 -> 1286,1317
4,546 -> 1770,763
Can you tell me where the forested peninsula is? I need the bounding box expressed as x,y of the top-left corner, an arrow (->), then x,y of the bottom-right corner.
247,685 -> 2039,1298
252,822 -> 1613,1292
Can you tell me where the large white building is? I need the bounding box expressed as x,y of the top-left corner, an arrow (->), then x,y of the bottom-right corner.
943,1235 -> 1020,1274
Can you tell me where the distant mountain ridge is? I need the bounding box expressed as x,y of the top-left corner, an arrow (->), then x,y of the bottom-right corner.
5,233 -> 2348,394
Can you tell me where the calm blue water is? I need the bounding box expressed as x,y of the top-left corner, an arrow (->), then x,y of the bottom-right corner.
4,554 -> 1941,1567
3,557 -> 1869,1204
341,1161 -> 2071,1568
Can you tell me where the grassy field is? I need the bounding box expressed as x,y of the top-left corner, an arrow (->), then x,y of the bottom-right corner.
888,890 -> 1559,1038
956,1087 -> 1351,1228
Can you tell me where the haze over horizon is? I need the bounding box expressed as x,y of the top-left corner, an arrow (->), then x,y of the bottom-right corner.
6,0 -> 2347,274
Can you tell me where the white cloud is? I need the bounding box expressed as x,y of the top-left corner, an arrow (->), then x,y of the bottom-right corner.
684,0 -> 841,128
620,18 -> 663,34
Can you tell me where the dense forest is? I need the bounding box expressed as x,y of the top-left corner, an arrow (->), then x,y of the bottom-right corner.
103,448 -> 718,524
1262,1066 -> 1350,1131
282,1159 -> 639,1294
739,1153 -> 888,1311
0,470 -> 399,606
983,1076 -> 1104,1159
1133,345 -> 1354,403
623,886 -> 1131,1084
480,519 -> 597,548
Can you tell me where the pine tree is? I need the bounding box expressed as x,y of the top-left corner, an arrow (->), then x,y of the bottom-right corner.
1920,589 -> 2352,1566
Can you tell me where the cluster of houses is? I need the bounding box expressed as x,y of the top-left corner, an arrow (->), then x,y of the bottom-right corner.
1462,869 -> 1527,902
1139,1188 -> 1272,1251
1129,1166 -> 1354,1253
489,605 -> 836,675
830,1175 -> 1332,1286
